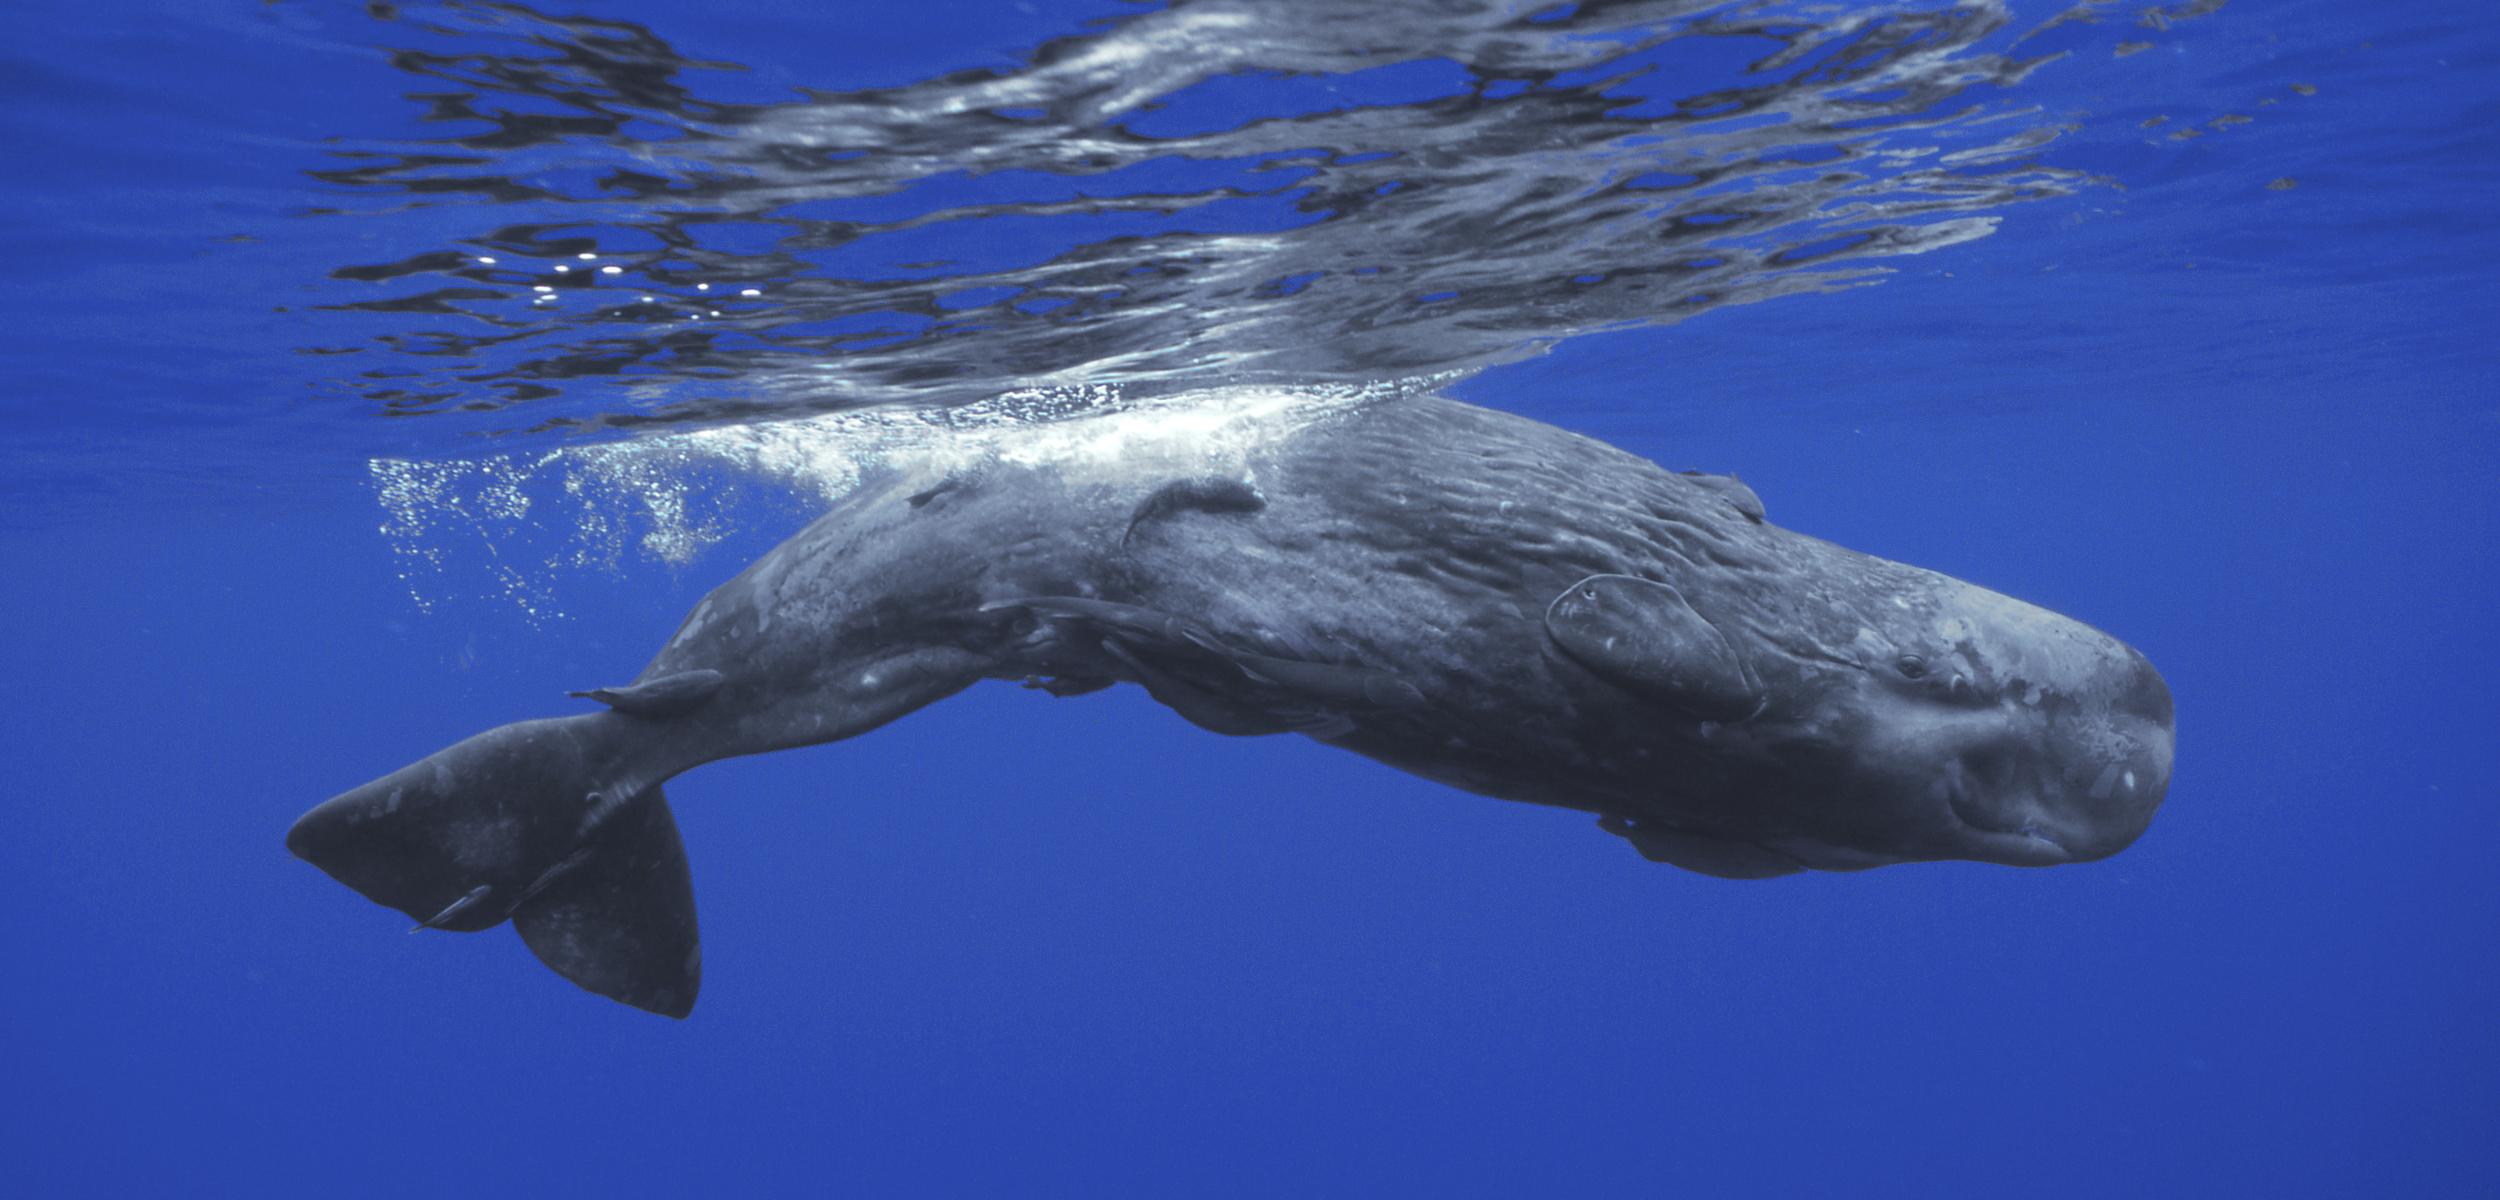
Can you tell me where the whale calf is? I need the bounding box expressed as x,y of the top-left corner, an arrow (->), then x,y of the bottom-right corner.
289,392 -> 2174,1016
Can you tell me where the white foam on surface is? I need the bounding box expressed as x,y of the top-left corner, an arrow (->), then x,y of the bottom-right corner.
369,378 -> 1450,619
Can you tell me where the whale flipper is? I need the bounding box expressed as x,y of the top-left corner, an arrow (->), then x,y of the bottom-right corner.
511,785 -> 701,1018
570,668 -> 726,717
1545,574 -> 1758,719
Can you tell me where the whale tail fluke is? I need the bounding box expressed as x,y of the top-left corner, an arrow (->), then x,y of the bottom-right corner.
286,714 -> 702,1018
507,785 -> 700,1018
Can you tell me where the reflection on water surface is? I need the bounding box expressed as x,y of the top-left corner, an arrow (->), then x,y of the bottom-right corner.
310,0 -> 2230,432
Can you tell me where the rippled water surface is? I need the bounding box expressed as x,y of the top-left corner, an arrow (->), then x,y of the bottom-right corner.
5,0 -> 2496,1194
304,0 -> 2144,430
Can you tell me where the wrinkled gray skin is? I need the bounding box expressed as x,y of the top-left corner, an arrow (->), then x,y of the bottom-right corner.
290,394 -> 2173,1016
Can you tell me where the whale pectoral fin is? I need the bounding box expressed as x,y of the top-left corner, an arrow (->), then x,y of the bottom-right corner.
569,668 -> 726,717
510,784 -> 701,1019
1597,814 -> 1803,879
1545,574 -> 1758,719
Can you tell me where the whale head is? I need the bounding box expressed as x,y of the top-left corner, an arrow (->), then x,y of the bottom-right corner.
1549,541 -> 2173,875
1755,567 -> 2176,869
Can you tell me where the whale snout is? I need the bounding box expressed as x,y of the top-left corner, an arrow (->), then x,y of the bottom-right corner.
1941,640 -> 2174,866
2063,646 -> 2173,859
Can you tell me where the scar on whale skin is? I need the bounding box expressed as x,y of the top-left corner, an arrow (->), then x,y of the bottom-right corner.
1122,475 -> 1267,546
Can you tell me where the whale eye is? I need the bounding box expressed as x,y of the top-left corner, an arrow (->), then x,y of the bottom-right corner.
1895,655 -> 1929,679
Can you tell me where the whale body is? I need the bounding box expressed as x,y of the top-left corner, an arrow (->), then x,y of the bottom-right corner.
289,393 -> 2174,1016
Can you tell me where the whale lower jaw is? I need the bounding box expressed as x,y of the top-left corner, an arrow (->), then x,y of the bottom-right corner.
1938,787 -> 2087,866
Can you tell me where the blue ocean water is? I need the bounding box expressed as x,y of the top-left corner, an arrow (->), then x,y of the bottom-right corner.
3,0 -> 2494,1193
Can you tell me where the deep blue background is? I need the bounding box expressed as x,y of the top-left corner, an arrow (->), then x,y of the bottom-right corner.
4,1 -> 2496,1194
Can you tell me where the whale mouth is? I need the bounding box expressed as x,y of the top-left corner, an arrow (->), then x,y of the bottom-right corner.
1942,782 -> 2079,866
